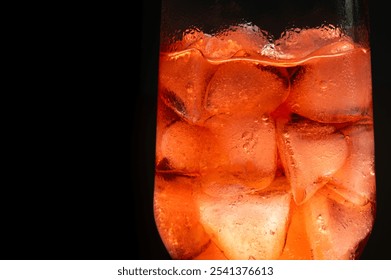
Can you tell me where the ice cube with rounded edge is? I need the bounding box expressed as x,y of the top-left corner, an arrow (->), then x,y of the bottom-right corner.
205,61 -> 289,116
303,187 -> 375,259
196,177 -> 291,260
155,97 -> 180,163
188,24 -> 269,59
285,42 -> 372,123
274,25 -> 345,60
276,117 -> 348,205
204,113 -> 277,189
158,48 -> 217,123
154,175 -> 210,260
157,120 -> 218,174
329,122 -> 376,205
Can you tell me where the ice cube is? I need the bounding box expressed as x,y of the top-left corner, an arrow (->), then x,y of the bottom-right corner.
285,42 -> 372,123
276,118 -> 348,204
275,25 -> 345,59
154,175 -> 210,259
155,97 -> 181,163
156,120 -> 217,174
329,123 -> 376,205
204,114 -> 277,189
189,24 -> 269,59
196,178 -> 291,260
303,187 -> 375,259
158,49 -> 216,123
205,61 -> 289,117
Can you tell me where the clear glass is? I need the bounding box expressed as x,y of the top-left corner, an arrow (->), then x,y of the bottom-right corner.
154,0 -> 376,260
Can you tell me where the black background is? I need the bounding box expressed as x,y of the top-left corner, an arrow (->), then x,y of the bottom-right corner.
1,0 -> 389,260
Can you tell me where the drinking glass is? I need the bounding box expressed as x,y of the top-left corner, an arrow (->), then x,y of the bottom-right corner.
153,0 -> 376,260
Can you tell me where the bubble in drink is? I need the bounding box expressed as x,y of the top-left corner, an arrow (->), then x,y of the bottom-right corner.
154,24 -> 376,260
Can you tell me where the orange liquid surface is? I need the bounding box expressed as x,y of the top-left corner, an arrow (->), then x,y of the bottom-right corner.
154,26 -> 376,260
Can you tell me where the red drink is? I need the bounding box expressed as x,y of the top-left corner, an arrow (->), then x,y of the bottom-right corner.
154,25 -> 375,260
